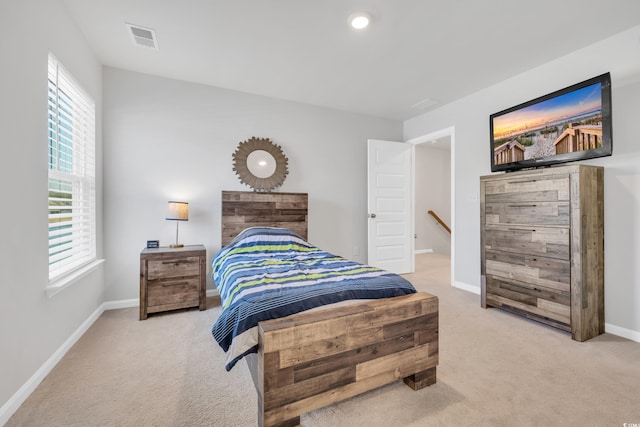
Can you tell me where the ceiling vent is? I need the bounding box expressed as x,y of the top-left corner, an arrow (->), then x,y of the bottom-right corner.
125,23 -> 158,50
411,97 -> 439,110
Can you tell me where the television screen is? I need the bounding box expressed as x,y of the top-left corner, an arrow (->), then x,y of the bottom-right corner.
490,73 -> 612,172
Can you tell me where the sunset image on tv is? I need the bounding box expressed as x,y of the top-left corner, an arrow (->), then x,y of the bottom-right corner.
492,82 -> 603,166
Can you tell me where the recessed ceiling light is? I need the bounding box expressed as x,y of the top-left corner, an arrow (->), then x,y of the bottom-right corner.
348,12 -> 372,30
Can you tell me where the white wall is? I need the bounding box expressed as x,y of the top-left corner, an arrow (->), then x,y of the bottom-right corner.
102,67 -> 402,300
415,144 -> 451,254
404,25 -> 640,339
0,0 -> 104,416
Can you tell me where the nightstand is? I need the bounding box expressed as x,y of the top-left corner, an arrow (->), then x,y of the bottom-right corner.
139,244 -> 206,320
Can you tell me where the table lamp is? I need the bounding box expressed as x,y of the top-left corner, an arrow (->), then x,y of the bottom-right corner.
166,201 -> 188,248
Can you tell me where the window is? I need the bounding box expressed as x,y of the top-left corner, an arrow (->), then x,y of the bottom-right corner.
47,53 -> 96,283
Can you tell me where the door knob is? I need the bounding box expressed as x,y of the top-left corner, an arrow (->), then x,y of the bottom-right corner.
369,213 -> 377,218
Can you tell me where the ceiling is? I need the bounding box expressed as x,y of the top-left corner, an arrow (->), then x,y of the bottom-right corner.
62,0 -> 640,121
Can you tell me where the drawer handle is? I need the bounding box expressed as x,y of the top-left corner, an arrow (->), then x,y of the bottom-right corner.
508,204 -> 537,208
507,228 -> 536,232
510,179 -> 537,184
164,260 -> 193,266
161,280 -> 192,287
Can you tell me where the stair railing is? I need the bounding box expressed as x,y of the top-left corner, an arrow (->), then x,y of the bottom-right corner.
427,210 -> 451,234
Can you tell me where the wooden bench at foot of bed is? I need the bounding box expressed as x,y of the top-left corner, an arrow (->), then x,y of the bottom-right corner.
250,292 -> 439,427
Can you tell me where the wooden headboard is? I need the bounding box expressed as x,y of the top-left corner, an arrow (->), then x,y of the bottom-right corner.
221,191 -> 308,245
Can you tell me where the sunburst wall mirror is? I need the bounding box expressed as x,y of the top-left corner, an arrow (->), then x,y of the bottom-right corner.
232,137 -> 289,192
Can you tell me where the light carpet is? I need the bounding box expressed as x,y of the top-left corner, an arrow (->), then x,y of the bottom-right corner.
7,253 -> 640,426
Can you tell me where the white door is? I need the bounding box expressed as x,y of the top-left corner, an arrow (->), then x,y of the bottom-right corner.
367,139 -> 412,274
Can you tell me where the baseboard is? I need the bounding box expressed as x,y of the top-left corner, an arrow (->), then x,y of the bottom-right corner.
453,281 -> 480,295
605,323 -> 640,343
101,289 -> 218,310
102,298 -> 138,310
0,303 -> 106,426
414,249 -> 434,254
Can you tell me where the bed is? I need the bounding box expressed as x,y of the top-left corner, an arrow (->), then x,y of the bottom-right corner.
213,191 -> 439,427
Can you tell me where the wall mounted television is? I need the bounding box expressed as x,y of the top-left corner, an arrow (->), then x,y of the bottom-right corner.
490,73 -> 612,173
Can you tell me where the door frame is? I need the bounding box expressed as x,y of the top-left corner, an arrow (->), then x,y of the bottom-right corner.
407,126 -> 455,286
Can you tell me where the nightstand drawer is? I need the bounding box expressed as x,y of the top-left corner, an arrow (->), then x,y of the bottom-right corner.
147,257 -> 200,280
147,277 -> 200,309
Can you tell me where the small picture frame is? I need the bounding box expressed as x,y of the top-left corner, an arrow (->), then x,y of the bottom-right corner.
146,240 -> 160,249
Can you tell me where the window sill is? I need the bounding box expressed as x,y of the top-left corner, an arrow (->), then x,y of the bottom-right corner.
46,259 -> 105,298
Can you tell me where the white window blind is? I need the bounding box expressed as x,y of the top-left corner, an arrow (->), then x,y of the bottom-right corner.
48,53 -> 96,282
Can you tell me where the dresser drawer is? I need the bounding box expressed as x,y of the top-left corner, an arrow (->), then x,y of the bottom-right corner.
486,274 -> 570,305
485,249 -> 570,286
484,175 -> 569,202
485,201 -> 569,226
483,224 -> 569,260
484,247 -> 571,329
485,250 -> 570,292
485,274 -> 571,329
147,277 -> 200,311
147,256 -> 200,280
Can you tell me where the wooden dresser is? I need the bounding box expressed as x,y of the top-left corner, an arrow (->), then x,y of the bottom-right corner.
480,164 -> 604,341
139,245 -> 207,320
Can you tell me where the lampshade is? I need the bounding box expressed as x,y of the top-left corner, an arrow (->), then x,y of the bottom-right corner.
166,201 -> 189,221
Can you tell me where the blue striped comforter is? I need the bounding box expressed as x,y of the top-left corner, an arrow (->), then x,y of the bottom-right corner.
211,227 -> 416,371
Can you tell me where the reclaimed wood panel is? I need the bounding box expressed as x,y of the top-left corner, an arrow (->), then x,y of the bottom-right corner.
221,191 -> 308,245
480,164 -> 604,341
255,293 -> 439,427
571,165 -> 605,340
